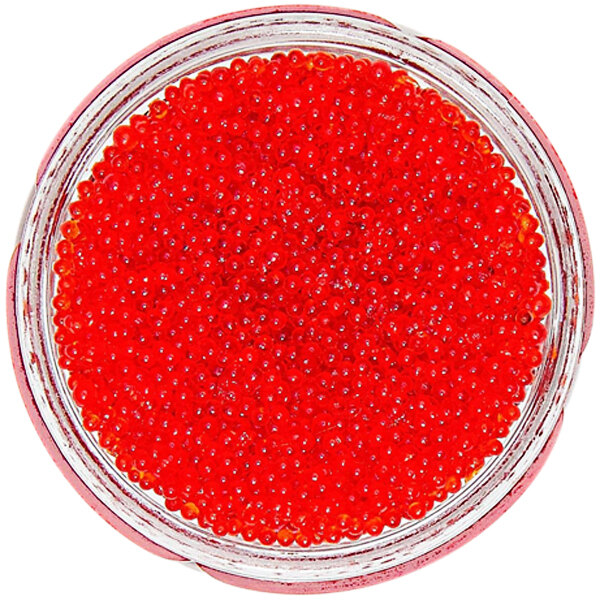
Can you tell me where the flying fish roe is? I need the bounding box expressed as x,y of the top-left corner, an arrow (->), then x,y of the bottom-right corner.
52,51 -> 550,546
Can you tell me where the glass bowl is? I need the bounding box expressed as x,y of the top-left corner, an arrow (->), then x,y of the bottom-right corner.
7,5 -> 593,593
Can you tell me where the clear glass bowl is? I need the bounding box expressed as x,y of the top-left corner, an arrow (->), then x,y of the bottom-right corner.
8,6 -> 593,593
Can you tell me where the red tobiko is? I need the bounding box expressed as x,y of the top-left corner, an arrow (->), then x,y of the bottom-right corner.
52,51 -> 550,546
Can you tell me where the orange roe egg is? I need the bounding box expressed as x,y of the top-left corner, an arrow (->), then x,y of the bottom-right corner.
52,51 -> 550,546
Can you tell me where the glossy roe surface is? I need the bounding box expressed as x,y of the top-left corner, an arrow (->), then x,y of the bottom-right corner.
52,51 -> 550,546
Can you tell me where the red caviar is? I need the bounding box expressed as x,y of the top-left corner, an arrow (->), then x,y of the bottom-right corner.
52,51 -> 550,546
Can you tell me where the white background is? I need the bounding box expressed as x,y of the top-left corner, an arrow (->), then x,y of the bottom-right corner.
1,1 -> 598,598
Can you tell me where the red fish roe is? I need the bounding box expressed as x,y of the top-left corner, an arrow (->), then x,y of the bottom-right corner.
52,51 -> 550,546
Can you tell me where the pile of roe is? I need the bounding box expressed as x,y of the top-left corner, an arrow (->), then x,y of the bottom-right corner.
53,51 -> 550,547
